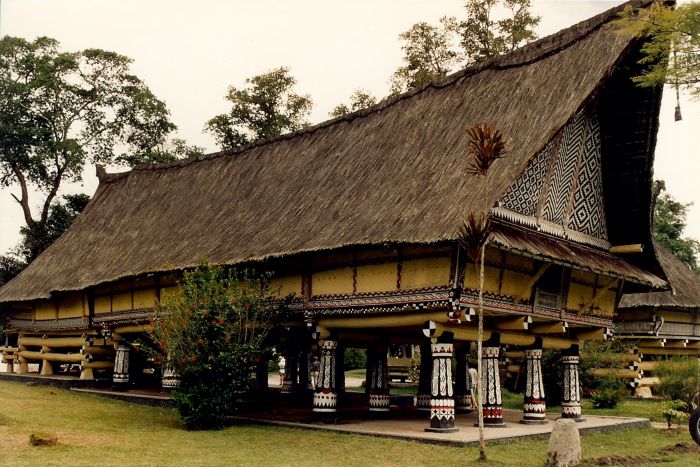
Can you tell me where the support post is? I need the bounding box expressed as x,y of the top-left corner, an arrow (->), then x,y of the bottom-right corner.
298,351 -> 311,392
521,347 -> 547,424
425,340 -> 458,433
561,345 -> 583,421
455,344 -> 474,412
255,356 -> 269,392
313,340 -> 338,416
367,343 -> 390,413
280,351 -> 298,394
416,342 -> 432,411
161,359 -> 180,392
479,335 -> 506,427
112,342 -> 130,390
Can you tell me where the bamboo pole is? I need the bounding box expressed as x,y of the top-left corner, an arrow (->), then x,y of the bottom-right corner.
477,244 -> 486,461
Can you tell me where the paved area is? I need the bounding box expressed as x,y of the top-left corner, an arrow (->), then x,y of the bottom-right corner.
238,409 -> 649,447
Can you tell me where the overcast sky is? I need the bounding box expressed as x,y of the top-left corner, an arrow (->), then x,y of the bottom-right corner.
1,0 -> 698,254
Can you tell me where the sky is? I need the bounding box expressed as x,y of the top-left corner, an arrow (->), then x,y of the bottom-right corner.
0,0 -> 698,253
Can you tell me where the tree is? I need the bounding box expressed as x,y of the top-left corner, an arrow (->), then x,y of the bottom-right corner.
329,89 -> 378,118
151,264 -> 291,430
205,67 -> 313,150
118,138 -> 204,166
0,36 -> 177,253
653,191 -> 700,270
456,0 -> 540,65
390,1 -> 539,94
616,2 -> 700,98
390,20 -> 460,94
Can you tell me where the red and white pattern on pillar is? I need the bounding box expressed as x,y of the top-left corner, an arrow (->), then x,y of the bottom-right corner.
313,340 -> 338,413
561,355 -> 582,418
522,349 -> 546,421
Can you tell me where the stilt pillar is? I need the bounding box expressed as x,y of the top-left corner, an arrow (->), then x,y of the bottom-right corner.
280,351 -> 298,394
454,344 -> 474,412
298,351 -> 311,392
416,342 -> 432,411
313,340 -> 338,415
367,344 -> 390,413
480,344 -> 506,427
112,342 -> 130,390
425,341 -> 457,433
521,348 -> 547,424
161,359 -> 180,392
561,345 -> 583,420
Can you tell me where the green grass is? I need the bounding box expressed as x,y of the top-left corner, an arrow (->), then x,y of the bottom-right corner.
0,380 -> 697,466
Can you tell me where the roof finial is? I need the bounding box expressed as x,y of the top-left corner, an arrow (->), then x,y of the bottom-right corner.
95,164 -> 107,182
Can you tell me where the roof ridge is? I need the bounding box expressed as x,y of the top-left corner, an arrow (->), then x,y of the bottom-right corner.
95,0 -> 652,183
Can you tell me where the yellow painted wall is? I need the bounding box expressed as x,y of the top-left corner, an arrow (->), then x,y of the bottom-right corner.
596,289 -> 617,317
567,282 -> 593,312
94,296 -> 111,314
504,254 -> 534,272
111,292 -> 132,312
464,264 -> 500,293
58,294 -> 83,318
499,270 -> 531,299
356,263 -> 398,293
133,289 -> 157,309
401,257 -> 450,290
270,275 -> 302,298
34,301 -> 56,321
312,267 -> 354,296
571,269 -> 596,286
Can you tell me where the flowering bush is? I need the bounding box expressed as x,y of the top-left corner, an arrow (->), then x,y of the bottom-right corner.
151,264 -> 290,430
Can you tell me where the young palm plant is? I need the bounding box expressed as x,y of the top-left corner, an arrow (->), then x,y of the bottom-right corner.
459,122 -> 507,461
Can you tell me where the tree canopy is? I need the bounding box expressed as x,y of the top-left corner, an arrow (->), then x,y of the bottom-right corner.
205,67 -> 313,150
0,36 -> 178,235
329,89 -> 378,118
390,0 -> 539,93
653,191 -> 700,271
617,1 -> 700,98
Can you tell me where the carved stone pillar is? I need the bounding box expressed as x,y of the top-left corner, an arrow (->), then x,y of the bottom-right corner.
113,342 -> 130,390
161,360 -> 180,392
454,344 -> 474,412
521,348 -> 546,424
480,346 -> 505,427
416,343 -> 432,411
298,351 -> 311,392
367,344 -> 390,412
280,351 -> 298,394
425,342 -> 457,433
561,346 -> 582,420
313,340 -> 338,414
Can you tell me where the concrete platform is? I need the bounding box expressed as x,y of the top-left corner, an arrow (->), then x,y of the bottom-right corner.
233,409 -> 650,447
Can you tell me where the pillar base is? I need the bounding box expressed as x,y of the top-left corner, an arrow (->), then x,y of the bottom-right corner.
558,416 -> 586,423
475,422 -> 508,428
425,426 -> 459,433
520,419 -> 548,425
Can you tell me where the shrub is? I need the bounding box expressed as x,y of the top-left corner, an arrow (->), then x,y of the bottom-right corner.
541,349 -> 563,406
655,358 -> 700,410
661,400 -> 690,429
151,264 -> 290,430
344,348 -> 367,370
590,376 -> 624,409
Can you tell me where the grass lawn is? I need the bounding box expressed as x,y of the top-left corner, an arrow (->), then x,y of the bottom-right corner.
0,380 -> 697,467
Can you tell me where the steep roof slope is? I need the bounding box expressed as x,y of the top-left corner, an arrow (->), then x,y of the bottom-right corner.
0,0 -> 660,302
619,241 -> 700,310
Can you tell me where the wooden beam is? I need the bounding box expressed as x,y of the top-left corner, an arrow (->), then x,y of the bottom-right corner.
81,361 -> 114,370
609,244 -> 643,254
589,368 -> 641,379
664,339 -> 689,348
495,316 -> 532,331
636,347 -> 700,356
113,324 -> 151,335
19,336 -> 87,348
317,312 -> 449,329
637,339 -> 667,348
18,350 -> 84,363
573,327 -> 612,341
530,321 -> 568,334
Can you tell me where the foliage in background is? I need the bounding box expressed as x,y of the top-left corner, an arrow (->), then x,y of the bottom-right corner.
151,264 -> 290,430
579,340 -> 632,391
541,349 -> 563,407
590,376 -> 624,409
617,1 -> 700,98
390,0 -> 539,93
653,191 -> 700,271
390,19 -> 461,94
329,90 -> 378,118
205,67 -> 313,150
344,348 -> 367,370
654,358 -> 700,411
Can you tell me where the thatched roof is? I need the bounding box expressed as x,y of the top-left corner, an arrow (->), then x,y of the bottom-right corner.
619,242 -> 700,310
0,0 -> 665,302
